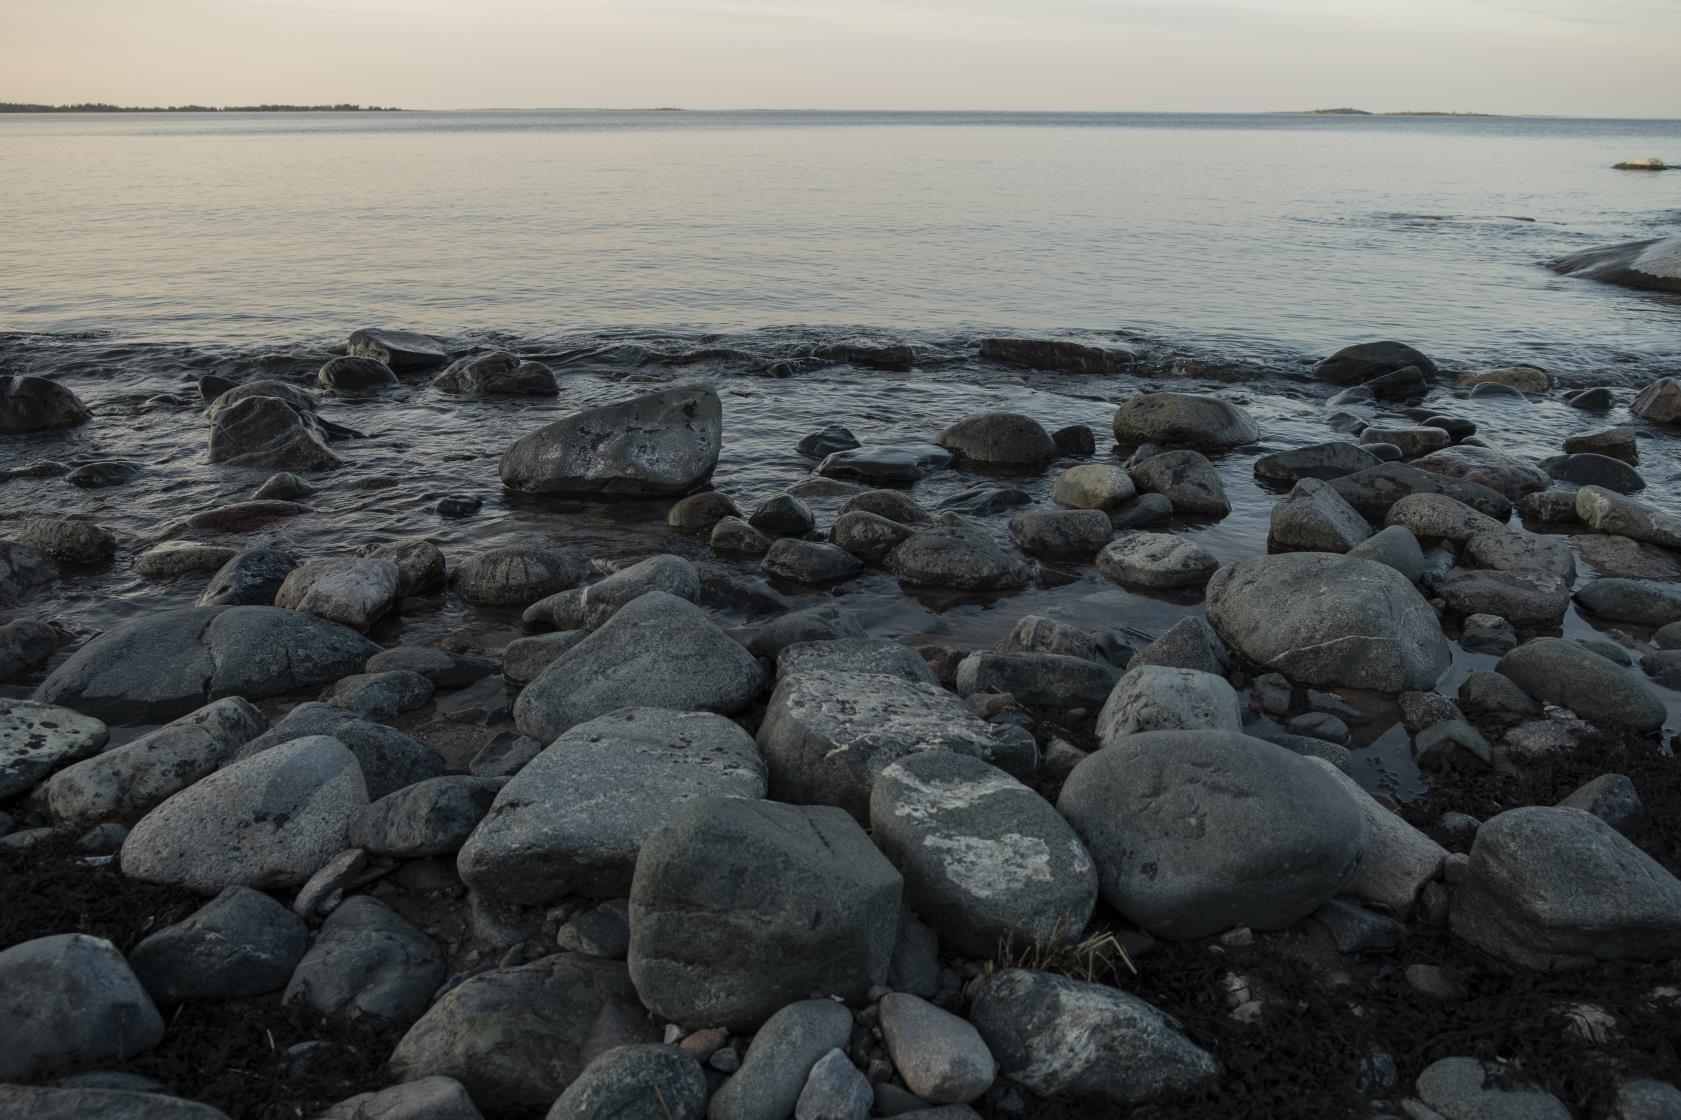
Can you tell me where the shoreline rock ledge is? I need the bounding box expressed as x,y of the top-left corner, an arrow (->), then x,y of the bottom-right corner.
499,384 -> 723,497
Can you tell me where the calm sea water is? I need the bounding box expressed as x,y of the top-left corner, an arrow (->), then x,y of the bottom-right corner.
3,109 -> 1679,366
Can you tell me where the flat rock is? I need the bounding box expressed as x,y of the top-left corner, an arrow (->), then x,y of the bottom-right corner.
778,638 -> 937,684
1412,445 -> 1550,500
134,541 -> 239,579
1434,569 -> 1570,629
818,443 -> 954,484
1253,442 -> 1382,482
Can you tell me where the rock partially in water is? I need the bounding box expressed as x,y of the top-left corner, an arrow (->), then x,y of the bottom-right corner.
1252,441 -> 1381,483
1633,376 -> 1681,424
347,327 -> 450,371
796,423 -> 860,458
433,350 -> 558,395
500,385 -> 722,497
206,395 -> 342,471
455,543 -> 584,607
1357,426 -> 1450,458
1128,449 -> 1229,516
749,493 -> 816,535
1268,477 -> 1371,553
1575,484 -> 1681,549
0,934 -> 165,1081
0,374 -> 91,432
1411,444 -> 1550,501
979,337 -> 1133,373
1549,235 -> 1681,295
1096,532 -> 1217,588
1496,638 -> 1665,732
628,797 -> 900,1030
1541,451 -> 1644,493
1314,340 -> 1438,386
1330,462 -> 1511,523
935,411 -> 1057,465
1112,392 -> 1259,450
196,547 -> 298,607
0,540 -> 59,609
955,650 -> 1119,709
253,471 -> 315,500
316,355 -> 398,395
15,516 -> 117,565
1049,463 -> 1136,509
0,618 -> 61,682
888,523 -> 1030,591
1206,552 -> 1449,692
763,538 -> 865,584
818,443 -> 954,484
1007,508 -> 1111,560
667,490 -> 741,533
829,510 -> 914,563
134,541 -> 239,580
840,488 -> 935,524
66,459 -> 140,489
276,556 -> 400,631
1574,577 -> 1681,626
1434,569 -> 1570,629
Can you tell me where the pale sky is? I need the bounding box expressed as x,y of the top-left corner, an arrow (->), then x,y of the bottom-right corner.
6,0 -> 1680,117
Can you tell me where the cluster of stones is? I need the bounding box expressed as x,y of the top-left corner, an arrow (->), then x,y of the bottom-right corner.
1,330 -> 1679,1119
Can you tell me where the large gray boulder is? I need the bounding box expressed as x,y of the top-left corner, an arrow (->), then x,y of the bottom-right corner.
1058,730 -> 1366,938
0,697 -> 108,800
235,701 -> 447,800
1450,806 -> 1681,969
0,934 -> 165,1081
1096,666 -> 1242,743
276,556 -> 400,632
934,412 -> 1057,465
42,697 -> 267,828
120,735 -> 368,894
1205,553 -> 1449,692
887,523 -> 1030,591
870,752 -> 1097,958
1575,577 -> 1681,627
501,385 -> 722,497
628,797 -> 901,1030
0,373 -> 90,432
284,895 -> 445,1024
758,670 -> 1036,821
1112,392 -> 1259,450
1495,638 -> 1665,733
129,886 -> 307,1003
390,955 -> 656,1116
513,591 -> 764,741
350,775 -> 503,857
967,969 -> 1218,1103
206,395 -> 342,471
1575,485 -> 1681,549
458,708 -> 767,905
34,605 -> 378,725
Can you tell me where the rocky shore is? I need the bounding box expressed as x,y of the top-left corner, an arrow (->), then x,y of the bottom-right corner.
2,329 -> 1681,1119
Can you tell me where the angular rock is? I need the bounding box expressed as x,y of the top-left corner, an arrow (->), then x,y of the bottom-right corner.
1129,617 -> 1229,675
795,1048 -> 871,1120
1307,758 -> 1446,913
954,651 -> 1118,709
706,1000 -> 853,1120
197,548 -> 298,607
1347,524 -> 1425,582
1007,509 -> 1111,560
1331,463 -> 1511,524
501,386 -> 722,497
1434,569 -> 1569,629
347,328 -> 449,371
1268,478 -> 1371,552
1576,485 -> 1681,549
207,395 -> 341,471
1633,377 -> 1681,424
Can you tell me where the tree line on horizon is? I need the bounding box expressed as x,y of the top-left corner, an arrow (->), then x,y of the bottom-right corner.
0,102 -> 403,113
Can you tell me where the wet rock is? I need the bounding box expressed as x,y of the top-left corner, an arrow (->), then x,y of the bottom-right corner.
1097,666 -> 1242,741
252,471 -> 315,501
134,541 -> 238,580
711,515 -> 774,555
1459,613 -> 1518,656
1095,532 -> 1217,588
1111,392 -> 1258,450
347,328 -> 448,371
0,373 -> 91,431
365,646 -> 489,689
1452,806 -> 1681,969
130,886 -> 307,1003
1330,462 -> 1511,523
0,934 -> 165,1081
935,411 -> 1057,465
996,614 -> 1100,662
358,539 -> 446,599
1358,426 -> 1450,458
206,379 -> 320,418
841,489 -> 934,525
1413,718 -> 1495,770
565,554 -> 703,630
42,697 -> 266,828
1315,341 -> 1437,386
797,424 -> 861,458
870,752 -> 1096,958
1049,463 -> 1136,510
0,697 -> 108,799
1496,638 -> 1665,732
743,603 -> 867,657
1307,758 -> 1446,913
1051,423 -> 1096,456
433,350 -> 557,395
668,490 -> 741,533
1347,524 -> 1425,581
276,556 -> 400,632
319,669 -> 434,722
1643,649 -> 1681,689
67,459 -> 141,488
628,798 -> 901,1030
759,669 -> 1036,820
284,895 -> 444,1024
207,395 -> 341,470
549,1044 -> 707,1120
1633,376 -> 1681,424
0,539 -> 59,608
830,510 -> 915,563
197,548 -> 298,607
818,443 -> 954,484
877,994 -> 995,1104
121,735 -> 367,894
1268,478 -> 1371,552
1412,445 -> 1550,501
459,708 -> 765,905
1252,441 -> 1381,483
979,337 -> 1133,372
317,355 -> 398,394
1575,577 -> 1681,626
764,538 -> 866,584
887,523 -> 1029,591
1006,508 -> 1111,560
707,999 -> 853,1120
1127,449 -> 1229,516
1544,451 -> 1644,493
0,617 -> 60,681
1108,492 -> 1175,528
389,954 -> 655,1116
968,969 -> 1218,1103
1206,552 -> 1449,691
937,485 -> 1032,516
1061,730 -> 1365,937
456,543 -> 583,607
501,385 -> 722,497
1434,569 -> 1569,629
513,592 -> 763,741
955,651 -> 1118,708
237,702 -> 445,799
1576,485 -> 1681,549
1386,492 -> 1505,544
749,494 -> 816,536
16,516 -> 117,565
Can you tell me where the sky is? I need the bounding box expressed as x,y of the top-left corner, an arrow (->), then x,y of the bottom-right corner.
6,0 -> 1681,116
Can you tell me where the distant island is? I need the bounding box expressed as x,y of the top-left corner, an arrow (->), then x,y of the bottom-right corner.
1291,107 -> 1501,117
0,102 -> 403,113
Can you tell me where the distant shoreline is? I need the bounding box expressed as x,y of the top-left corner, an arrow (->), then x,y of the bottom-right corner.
0,102 -> 403,114
1281,107 -> 1502,117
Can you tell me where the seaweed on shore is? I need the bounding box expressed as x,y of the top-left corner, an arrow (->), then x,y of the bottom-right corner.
0,834 -> 199,954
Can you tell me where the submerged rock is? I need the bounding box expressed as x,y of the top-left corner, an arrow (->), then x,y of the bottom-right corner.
433,350 -> 558,395
1314,340 -> 1438,386
317,355 -> 398,394
346,327 -> 449,371
1549,235 -> 1681,295
818,443 -> 954,484
500,385 -> 722,497
979,337 -> 1133,373
206,395 -> 341,471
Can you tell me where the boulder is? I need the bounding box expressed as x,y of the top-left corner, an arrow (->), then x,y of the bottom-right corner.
794,1049 -> 870,1120
979,337 -> 1134,373
389,955 -> 655,1116
764,538 -> 866,584
967,970 -> 1218,1103
1314,341 -> 1438,386
276,556 -> 400,631
206,395 -> 341,471
35,605 -> 378,725
42,697 -> 267,828
840,489 -> 934,525
1575,485 -> 1681,549
456,544 -> 584,607
0,374 -> 90,432
1496,638 -> 1665,732
0,697 -> 108,799
1347,524 -> 1425,582
0,934 -> 164,1081
1006,508 -> 1110,560
1128,617 -> 1229,675
458,708 -> 767,905
1268,478 -> 1371,552
870,752 -> 1097,958
129,886 -> 307,1003
1059,730 -> 1366,938
362,539 -> 448,597
1306,759 -> 1445,913
887,524 -> 1030,591
15,516 -> 117,564
350,775 -> 503,857
817,444 -> 953,484
877,993 -> 996,1104
1127,450 -> 1229,516
1095,532 -> 1217,588
1111,392 -> 1259,449
778,638 -> 937,685
1543,452 -> 1644,493
1205,553 -> 1449,691
433,350 -> 558,395
346,328 -> 448,371
1357,426 -> 1450,458
706,1000 -> 854,1120
1462,531 -> 1575,581
548,1045 -> 708,1120
1412,445 -> 1550,500
1549,236 -> 1681,295
1574,578 -> 1681,626
120,736 -> 367,894
317,355 -> 398,394
829,510 -> 914,563
513,592 -> 764,742
1050,463 -> 1137,510
500,386 -> 722,497
1252,442 -> 1381,483
1385,493 -> 1505,543
134,541 -> 239,579
236,702 -> 446,800
954,651 -> 1118,709
1096,666 -> 1243,742
1330,463 -> 1511,523
197,548 -> 298,606
668,490 -> 741,533
758,670 -> 1036,820
284,895 -> 444,1024
1434,569 -> 1570,629
1633,377 -> 1681,424
628,798 -> 901,1030
934,412 -> 1057,465
1451,806 -> 1681,969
